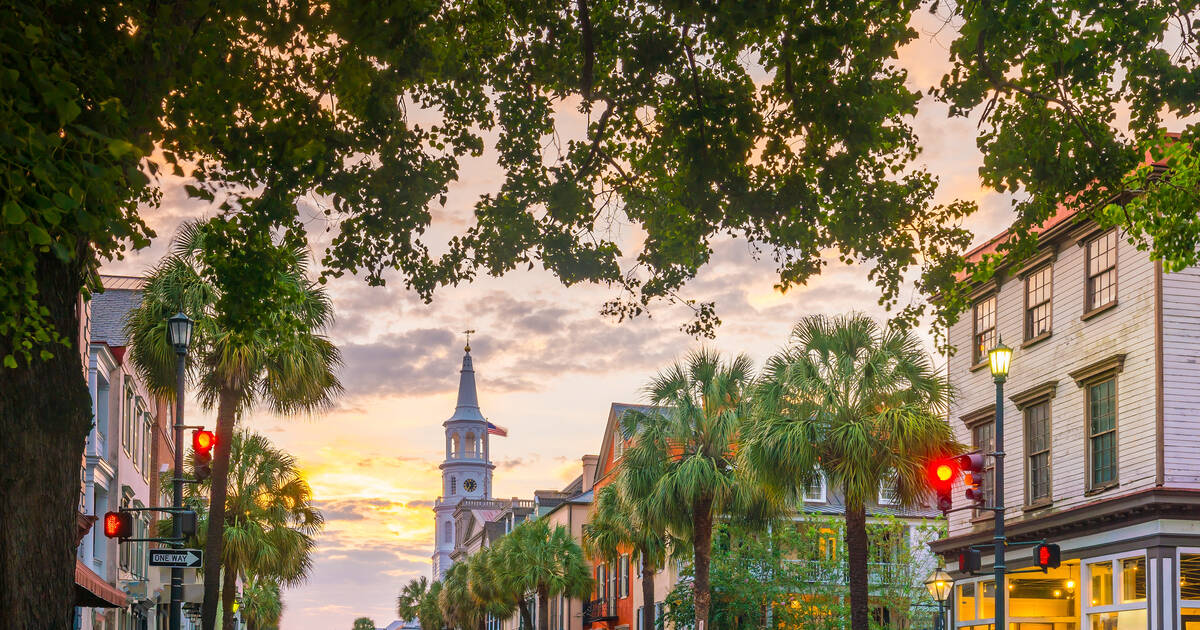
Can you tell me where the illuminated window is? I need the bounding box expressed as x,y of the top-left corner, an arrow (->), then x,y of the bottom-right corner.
1120,557 -> 1145,603
1088,378 -> 1117,489
956,583 -> 976,622
1089,560 -> 1113,606
1025,402 -> 1051,503
1182,554 -> 1200,600
973,295 -> 997,365
979,580 -> 995,619
1086,230 -> 1118,311
1025,265 -> 1053,339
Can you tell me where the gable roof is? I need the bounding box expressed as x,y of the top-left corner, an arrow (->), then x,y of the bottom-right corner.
592,402 -> 668,487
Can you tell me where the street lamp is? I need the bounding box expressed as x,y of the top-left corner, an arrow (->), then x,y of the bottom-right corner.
924,568 -> 953,630
166,312 -> 193,630
987,339 -> 1012,630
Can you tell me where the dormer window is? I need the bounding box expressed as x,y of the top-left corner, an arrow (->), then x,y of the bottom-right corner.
803,471 -> 827,503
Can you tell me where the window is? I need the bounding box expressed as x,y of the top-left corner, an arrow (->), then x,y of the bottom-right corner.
450,476 -> 457,495
614,436 -> 625,461
444,521 -> 453,544
1086,554 -> 1146,629
1182,552 -> 1200,600
596,564 -> 607,602
637,606 -> 644,630
1086,230 -> 1118,311
877,473 -> 899,505
818,527 -> 838,562
123,385 -> 134,453
620,554 -> 630,598
973,295 -> 997,364
803,472 -> 826,503
972,420 -> 995,513
1025,401 -> 1051,504
1025,265 -> 1052,339
1088,378 -> 1117,489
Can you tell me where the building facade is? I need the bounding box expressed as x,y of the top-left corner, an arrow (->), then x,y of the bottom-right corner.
76,275 -> 184,630
433,343 -> 497,580
932,205 -> 1200,629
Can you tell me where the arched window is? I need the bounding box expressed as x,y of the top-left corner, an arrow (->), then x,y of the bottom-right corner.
465,432 -> 476,457
451,434 -> 461,457
444,521 -> 453,543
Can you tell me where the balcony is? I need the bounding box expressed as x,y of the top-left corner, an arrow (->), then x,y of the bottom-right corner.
582,598 -> 618,626
785,560 -> 911,588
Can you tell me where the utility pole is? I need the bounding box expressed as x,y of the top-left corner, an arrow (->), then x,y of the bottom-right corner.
988,341 -> 1012,630
168,312 -> 195,630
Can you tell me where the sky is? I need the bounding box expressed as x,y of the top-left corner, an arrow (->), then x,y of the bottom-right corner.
96,10 -> 1031,629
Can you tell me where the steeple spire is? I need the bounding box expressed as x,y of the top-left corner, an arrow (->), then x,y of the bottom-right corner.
449,337 -> 485,422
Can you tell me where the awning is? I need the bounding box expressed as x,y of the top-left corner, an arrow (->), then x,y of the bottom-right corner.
75,559 -> 128,608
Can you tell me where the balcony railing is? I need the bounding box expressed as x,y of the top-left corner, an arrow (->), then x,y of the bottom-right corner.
784,560 -> 910,587
582,598 -> 618,626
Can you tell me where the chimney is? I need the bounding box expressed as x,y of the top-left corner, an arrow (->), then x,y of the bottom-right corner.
581,454 -> 599,493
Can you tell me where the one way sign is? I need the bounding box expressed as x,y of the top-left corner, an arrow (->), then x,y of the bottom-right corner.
149,549 -> 203,568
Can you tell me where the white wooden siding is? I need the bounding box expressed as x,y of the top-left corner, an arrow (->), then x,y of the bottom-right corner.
946,233 -> 1159,537
1162,264 -> 1200,487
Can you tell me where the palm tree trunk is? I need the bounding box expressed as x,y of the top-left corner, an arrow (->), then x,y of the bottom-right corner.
517,597 -> 533,630
0,251 -> 91,628
537,586 -> 550,630
845,498 -> 870,630
201,386 -> 238,630
641,559 -> 656,630
692,494 -> 714,630
221,566 -> 238,630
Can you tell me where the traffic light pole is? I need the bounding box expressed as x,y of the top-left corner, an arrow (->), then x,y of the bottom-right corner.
171,348 -> 185,630
993,375 -> 1007,630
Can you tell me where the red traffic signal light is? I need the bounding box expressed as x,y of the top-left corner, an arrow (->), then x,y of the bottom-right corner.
192,430 -> 215,454
928,458 -> 959,514
958,548 -> 981,573
1034,543 -> 1061,570
957,453 -> 987,505
192,429 -> 215,482
103,511 -> 132,539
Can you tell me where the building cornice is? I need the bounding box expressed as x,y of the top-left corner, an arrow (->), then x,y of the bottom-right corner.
1009,379 -> 1059,410
1067,353 -> 1127,387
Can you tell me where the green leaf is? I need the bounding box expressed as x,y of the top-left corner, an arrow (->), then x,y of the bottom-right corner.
107,139 -> 137,158
2,355 -> 16,369
3,202 -> 25,224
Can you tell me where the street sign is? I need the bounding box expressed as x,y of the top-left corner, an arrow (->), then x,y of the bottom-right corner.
149,549 -> 203,568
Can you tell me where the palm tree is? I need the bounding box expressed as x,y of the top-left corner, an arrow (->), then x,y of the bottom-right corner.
241,577 -> 283,630
488,532 -> 535,628
440,562 -> 485,630
742,314 -> 957,630
418,579 -> 447,630
618,349 -> 784,630
397,576 -> 429,622
126,218 -> 342,629
494,519 -> 593,630
167,430 -> 324,630
583,484 -> 669,625
467,548 -> 517,628
353,617 -> 377,630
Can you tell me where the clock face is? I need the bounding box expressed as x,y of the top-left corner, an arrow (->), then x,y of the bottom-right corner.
463,478 -> 477,493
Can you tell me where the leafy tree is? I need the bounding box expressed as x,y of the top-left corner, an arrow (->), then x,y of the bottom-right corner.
466,548 -> 519,628
127,219 -> 340,628
163,431 -> 323,630
353,617 -> 377,630
6,2 -> 1200,625
583,484 -> 670,623
619,349 -> 785,630
742,314 -> 957,630
241,577 -> 284,630
484,536 -> 535,629
398,576 -> 430,622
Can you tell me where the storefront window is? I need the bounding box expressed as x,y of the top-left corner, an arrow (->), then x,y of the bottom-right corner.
1088,610 -> 1146,630
1182,554 -> 1200,600
1182,607 -> 1200,630
1009,564 -> 1078,620
1119,557 -> 1145,603
1088,561 -> 1112,606
958,582 -> 976,622
979,580 -> 995,619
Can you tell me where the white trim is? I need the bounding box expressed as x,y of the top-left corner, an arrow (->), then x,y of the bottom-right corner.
803,471 -> 827,503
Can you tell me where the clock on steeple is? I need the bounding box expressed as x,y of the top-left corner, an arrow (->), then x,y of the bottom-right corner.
463,478 -> 477,493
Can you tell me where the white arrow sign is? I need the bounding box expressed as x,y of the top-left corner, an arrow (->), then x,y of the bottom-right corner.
149,549 -> 203,568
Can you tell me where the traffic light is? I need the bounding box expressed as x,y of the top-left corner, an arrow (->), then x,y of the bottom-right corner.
928,457 -> 958,514
103,511 -> 132,539
1034,543 -> 1061,570
193,429 -> 215,482
958,548 -> 981,573
957,453 -> 987,506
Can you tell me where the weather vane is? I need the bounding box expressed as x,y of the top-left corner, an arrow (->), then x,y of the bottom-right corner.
463,329 -> 475,352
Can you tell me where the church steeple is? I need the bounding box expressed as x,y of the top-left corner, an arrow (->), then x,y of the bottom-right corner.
449,343 -> 484,421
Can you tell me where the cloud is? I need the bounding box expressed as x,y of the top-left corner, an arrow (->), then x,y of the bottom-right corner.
313,498 -> 402,522
338,328 -> 459,397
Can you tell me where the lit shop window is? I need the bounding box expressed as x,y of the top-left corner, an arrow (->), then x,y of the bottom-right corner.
1085,554 -> 1146,630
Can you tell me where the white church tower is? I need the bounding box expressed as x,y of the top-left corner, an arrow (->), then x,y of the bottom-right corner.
431,336 -> 494,579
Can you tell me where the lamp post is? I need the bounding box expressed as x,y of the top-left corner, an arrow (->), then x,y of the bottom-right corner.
167,313 -> 194,630
988,340 -> 1012,630
924,567 -> 953,630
